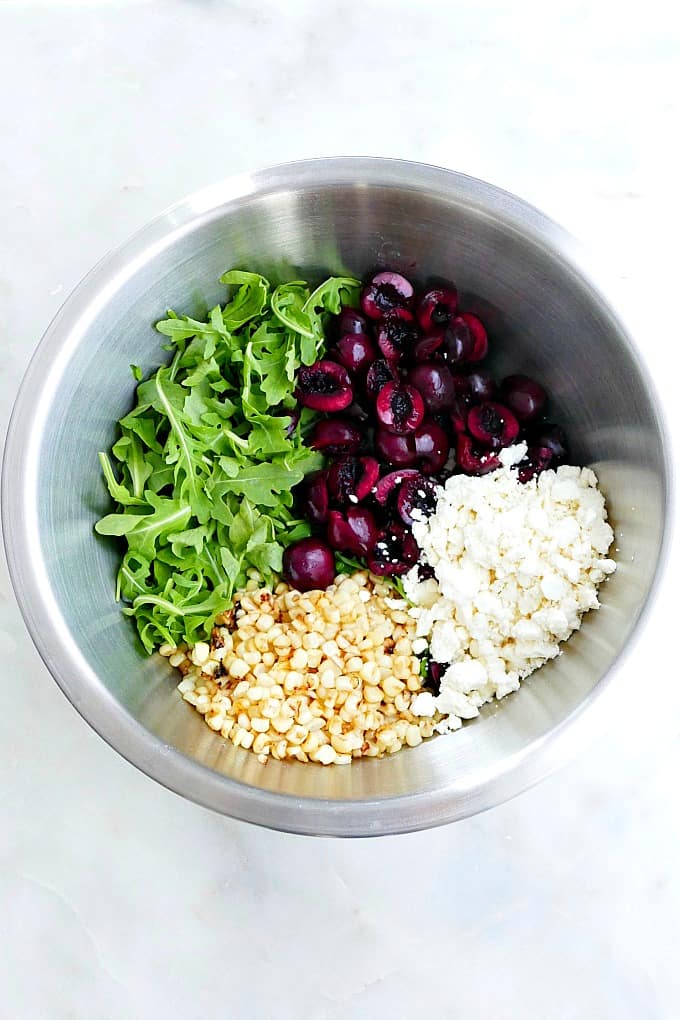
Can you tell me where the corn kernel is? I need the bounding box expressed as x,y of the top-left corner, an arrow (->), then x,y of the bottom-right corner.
228,659 -> 250,680
290,648 -> 308,671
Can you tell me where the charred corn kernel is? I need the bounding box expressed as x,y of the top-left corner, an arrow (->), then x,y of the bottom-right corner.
176,574 -> 433,764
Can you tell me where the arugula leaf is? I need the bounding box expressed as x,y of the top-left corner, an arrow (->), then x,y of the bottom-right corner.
156,311 -> 226,345
96,268 -> 361,652
219,270 -> 269,329
98,452 -> 146,507
271,281 -> 315,338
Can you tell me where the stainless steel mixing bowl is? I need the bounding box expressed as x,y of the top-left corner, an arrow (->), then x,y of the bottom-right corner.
2,158 -> 671,836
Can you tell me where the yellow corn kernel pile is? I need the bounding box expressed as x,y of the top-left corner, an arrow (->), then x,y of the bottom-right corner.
162,572 -> 435,765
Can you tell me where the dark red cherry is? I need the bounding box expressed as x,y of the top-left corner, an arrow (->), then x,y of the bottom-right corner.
327,507 -> 379,556
283,538 -> 336,592
457,313 -> 488,361
365,358 -> 399,398
396,475 -> 438,526
336,306 -> 368,336
467,401 -> 520,450
466,370 -> 497,403
456,434 -> 500,476
308,417 -> 362,455
296,360 -> 353,412
327,456 -> 380,505
360,271 -> 415,320
517,445 -> 554,483
335,333 -> 378,376
533,424 -> 568,464
501,374 -> 547,422
375,429 -> 418,467
412,331 -> 445,361
375,316 -> 420,362
416,286 -> 459,331
375,382 -> 425,434
373,468 -> 422,506
366,523 -> 420,577
300,470 -> 330,524
441,319 -> 475,364
414,420 -> 450,474
407,362 -> 457,412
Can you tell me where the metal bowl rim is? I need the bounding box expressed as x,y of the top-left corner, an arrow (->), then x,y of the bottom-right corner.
2,157 -> 673,836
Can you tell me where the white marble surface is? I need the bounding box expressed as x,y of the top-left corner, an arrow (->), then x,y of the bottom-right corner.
1,2 -> 679,1017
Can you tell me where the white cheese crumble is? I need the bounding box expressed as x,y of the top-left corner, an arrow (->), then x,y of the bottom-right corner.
404,443 -> 616,730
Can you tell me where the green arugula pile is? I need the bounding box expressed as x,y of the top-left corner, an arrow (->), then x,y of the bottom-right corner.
95,270 -> 361,653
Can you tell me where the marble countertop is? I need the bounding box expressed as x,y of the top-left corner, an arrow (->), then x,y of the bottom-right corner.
1,2 -> 678,1017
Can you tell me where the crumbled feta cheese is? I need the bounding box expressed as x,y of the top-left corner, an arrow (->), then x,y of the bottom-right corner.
405,445 -> 616,730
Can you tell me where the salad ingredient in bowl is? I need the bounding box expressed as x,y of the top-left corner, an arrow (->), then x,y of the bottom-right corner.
95,270 -> 360,653
96,267 -> 616,764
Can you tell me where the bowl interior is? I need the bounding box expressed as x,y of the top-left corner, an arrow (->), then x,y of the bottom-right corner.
7,162 -> 668,833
